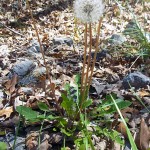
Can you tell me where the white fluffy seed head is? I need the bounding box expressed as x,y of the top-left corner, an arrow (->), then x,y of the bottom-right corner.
74,0 -> 104,23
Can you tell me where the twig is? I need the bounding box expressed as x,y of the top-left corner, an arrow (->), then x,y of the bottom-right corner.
0,22 -> 25,37
26,0 -> 62,115
128,55 -> 141,71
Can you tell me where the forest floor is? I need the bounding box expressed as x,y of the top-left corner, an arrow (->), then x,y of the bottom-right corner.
0,0 -> 150,150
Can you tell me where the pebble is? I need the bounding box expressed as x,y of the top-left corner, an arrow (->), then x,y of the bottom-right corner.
0,133 -> 25,150
91,49 -> 111,61
8,59 -> 36,79
20,87 -> 34,95
124,139 -> 131,150
109,34 -> 127,45
53,37 -> 73,46
19,67 -> 46,85
122,71 -> 150,89
0,45 -> 10,57
125,20 -> 136,29
27,40 -> 41,54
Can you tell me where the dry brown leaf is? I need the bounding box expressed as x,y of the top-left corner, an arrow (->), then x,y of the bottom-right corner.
47,53 -> 63,58
0,114 -> 19,127
0,107 -> 13,119
5,74 -> 18,94
136,118 -> 150,150
116,122 -> 127,138
26,132 -> 38,150
137,90 -> 150,97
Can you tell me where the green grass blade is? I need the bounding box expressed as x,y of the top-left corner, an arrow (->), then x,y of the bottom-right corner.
110,94 -> 138,150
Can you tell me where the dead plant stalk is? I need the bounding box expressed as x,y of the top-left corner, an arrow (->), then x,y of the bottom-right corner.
26,0 -> 62,115
88,17 -> 103,90
82,23 -> 92,102
80,18 -> 103,110
81,23 -> 88,94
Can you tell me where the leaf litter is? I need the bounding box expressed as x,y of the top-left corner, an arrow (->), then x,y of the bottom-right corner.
0,0 -> 150,149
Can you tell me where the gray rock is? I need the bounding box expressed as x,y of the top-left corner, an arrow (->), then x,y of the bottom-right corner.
53,37 -> 73,46
19,67 -> 46,85
91,49 -> 111,61
27,40 -> 41,54
20,87 -> 33,95
91,79 -> 106,95
0,133 -> 25,150
122,72 -> 150,89
109,34 -> 127,45
124,140 -> 131,150
0,45 -> 10,57
125,20 -> 137,29
8,59 -> 36,79
0,90 -> 4,100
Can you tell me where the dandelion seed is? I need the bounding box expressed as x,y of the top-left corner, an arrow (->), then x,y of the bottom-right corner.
74,0 -> 104,23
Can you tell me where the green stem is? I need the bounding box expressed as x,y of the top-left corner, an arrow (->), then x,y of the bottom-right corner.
12,115 -> 21,150
38,111 -> 46,150
110,94 -> 138,150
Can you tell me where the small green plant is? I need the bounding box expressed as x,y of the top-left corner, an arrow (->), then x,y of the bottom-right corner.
110,94 -> 138,150
16,78 -> 133,149
74,0 -> 104,106
123,17 -> 150,58
0,142 -> 7,150
15,0 -> 139,149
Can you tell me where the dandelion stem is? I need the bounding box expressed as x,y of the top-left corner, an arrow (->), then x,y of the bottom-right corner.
81,23 -> 88,95
83,23 -> 92,101
88,17 -> 103,90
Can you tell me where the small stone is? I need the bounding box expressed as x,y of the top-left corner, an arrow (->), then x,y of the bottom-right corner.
91,79 -> 105,95
0,90 -> 4,100
53,37 -> 73,46
91,49 -> 111,61
32,67 -> 46,78
2,133 -> 26,150
109,34 -> 127,45
8,59 -> 36,79
122,72 -> 150,89
20,87 -> 33,95
125,20 -> 136,29
27,40 -> 41,54
124,140 -> 131,150
19,67 -> 46,85
0,45 -> 10,57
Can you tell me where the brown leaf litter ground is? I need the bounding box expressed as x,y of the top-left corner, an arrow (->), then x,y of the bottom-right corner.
0,0 -> 150,149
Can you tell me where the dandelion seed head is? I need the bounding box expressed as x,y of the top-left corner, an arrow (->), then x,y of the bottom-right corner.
74,0 -> 104,23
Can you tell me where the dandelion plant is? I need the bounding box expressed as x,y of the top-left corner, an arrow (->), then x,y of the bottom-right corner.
74,0 -> 104,107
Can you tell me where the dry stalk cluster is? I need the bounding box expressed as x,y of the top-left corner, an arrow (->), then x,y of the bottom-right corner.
74,0 -> 104,105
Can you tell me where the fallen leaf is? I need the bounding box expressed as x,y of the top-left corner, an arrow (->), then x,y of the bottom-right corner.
0,107 -> 13,119
116,122 -> 127,138
136,118 -> 150,150
5,74 -> 18,94
137,90 -> 150,97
